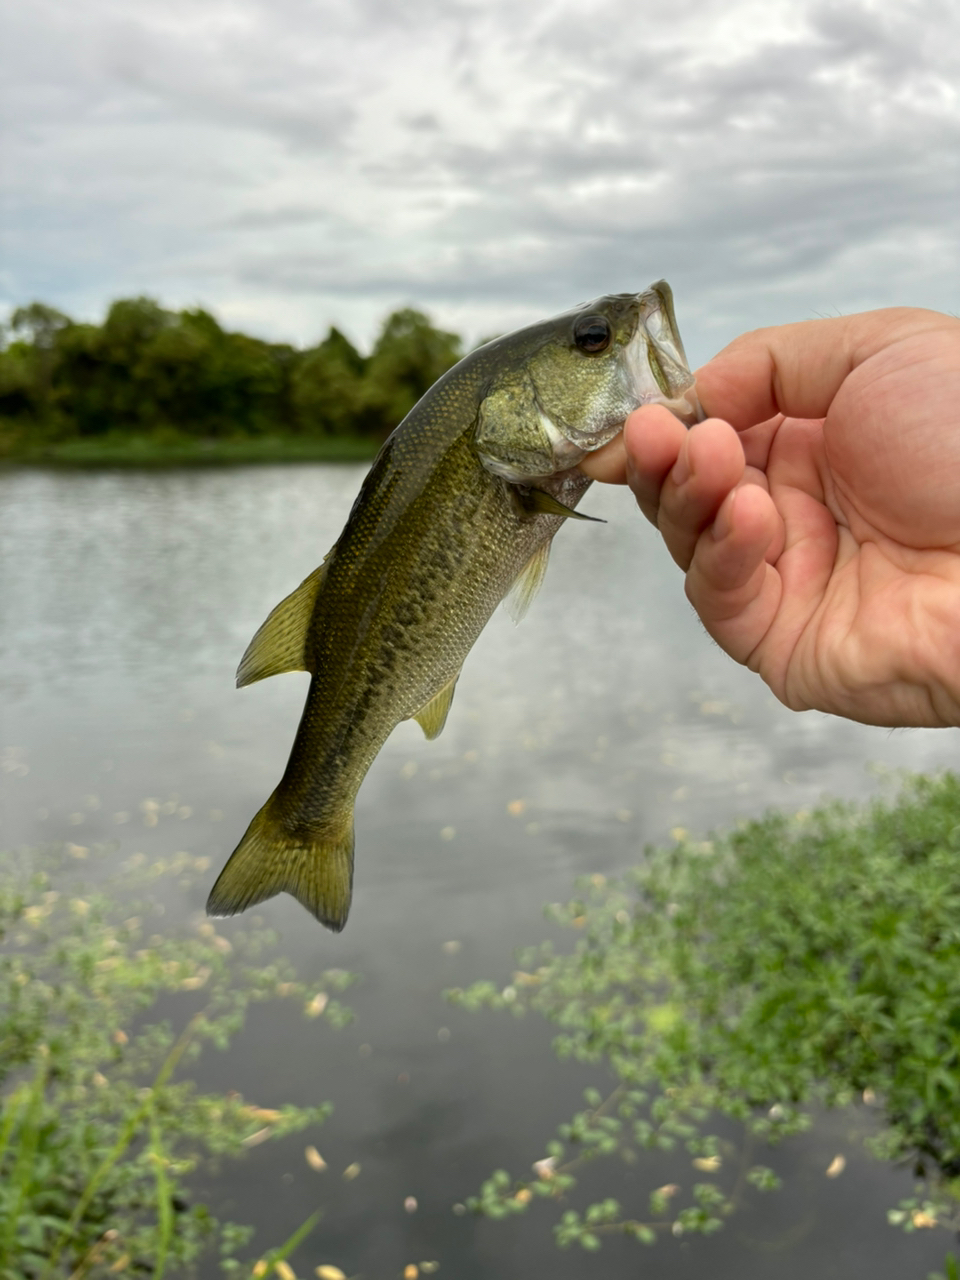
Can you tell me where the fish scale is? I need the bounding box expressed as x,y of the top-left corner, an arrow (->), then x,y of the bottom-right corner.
207,283 -> 701,931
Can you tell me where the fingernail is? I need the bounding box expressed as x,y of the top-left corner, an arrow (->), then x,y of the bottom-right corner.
712,492 -> 734,541
670,447 -> 690,488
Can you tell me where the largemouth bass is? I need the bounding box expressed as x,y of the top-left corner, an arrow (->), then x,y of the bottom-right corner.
207,282 -> 701,931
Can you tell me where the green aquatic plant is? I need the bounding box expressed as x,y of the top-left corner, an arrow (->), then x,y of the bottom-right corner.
448,771 -> 960,1252
0,843 -> 355,1278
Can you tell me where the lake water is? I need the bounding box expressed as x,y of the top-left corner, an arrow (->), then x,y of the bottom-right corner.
1,463 -> 956,1278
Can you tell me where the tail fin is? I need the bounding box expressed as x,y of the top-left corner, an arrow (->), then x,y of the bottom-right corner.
206,794 -> 354,932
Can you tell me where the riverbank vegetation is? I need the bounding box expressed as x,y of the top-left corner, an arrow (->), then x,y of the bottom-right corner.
0,842 -> 355,1277
448,771 -> 960,1276
0,299 -> 463,465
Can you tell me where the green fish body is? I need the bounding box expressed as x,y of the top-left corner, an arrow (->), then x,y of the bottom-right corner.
207,283 -> 701,930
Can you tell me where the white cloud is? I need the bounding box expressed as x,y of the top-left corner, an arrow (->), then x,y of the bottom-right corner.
1,0 -> 957,357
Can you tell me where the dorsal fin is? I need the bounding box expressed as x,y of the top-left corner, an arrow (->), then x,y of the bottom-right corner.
504,541 -> 551,623
412,673 -> 460,740
236,559 -> 330,688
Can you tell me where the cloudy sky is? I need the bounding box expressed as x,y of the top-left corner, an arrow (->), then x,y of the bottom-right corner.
2,0 -> 958,361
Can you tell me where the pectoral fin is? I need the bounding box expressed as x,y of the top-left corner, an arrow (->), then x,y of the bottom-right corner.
505,541 -> 551,623
236,558 -> 330,688
514,487 -> 605,523
412,674 -> 460,740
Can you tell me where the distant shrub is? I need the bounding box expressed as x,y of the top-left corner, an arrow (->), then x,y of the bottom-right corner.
0,298 -> 463,452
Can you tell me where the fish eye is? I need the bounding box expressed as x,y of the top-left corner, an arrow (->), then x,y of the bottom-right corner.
573,315 -> 611,354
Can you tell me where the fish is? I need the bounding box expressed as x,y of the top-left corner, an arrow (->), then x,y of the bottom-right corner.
207,281 -> 702,931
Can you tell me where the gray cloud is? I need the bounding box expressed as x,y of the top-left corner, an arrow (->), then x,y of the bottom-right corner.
2,0 -> 958,355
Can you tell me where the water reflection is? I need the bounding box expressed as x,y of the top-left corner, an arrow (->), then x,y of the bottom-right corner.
1,464 -> 955,1277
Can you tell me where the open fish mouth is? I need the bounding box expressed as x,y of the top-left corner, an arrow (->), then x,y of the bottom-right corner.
626,281 -> 704,429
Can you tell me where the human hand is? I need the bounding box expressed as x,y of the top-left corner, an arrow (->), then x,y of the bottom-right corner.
581,308 -> 960,727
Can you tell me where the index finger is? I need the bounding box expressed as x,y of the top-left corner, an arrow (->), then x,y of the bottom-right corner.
696,307 -> 950,429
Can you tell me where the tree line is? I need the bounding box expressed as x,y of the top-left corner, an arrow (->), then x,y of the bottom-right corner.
0,297 -> 465,446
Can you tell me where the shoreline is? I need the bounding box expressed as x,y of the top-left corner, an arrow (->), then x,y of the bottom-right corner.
0,433 -> 382,469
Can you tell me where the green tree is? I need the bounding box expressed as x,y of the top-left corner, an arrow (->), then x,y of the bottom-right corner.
291,327 -> 366,436
362,308 -> 462,436
0,304 -> 72,431
50,299 -> 176,434
1,296 -> 466,453
9,302 -> 71,351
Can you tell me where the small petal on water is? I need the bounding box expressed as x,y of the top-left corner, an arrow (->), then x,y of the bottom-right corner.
441,940 -> 461,955
825,1155 -> 846,1178
305,1145 -> 327,1172
343,1162 -> 361,1180
404,1267 -> 418,1279
242,1128 -> 272,1147
440,826 -> 456,840
315,1269 -> 346,1280
404,1196 -> 418,1213
274,1262 -> 296,1280
306,992 -> 329,1017
507,799 -> 526,816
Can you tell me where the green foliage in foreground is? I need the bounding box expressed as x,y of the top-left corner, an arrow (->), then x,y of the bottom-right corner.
0,298 -> 462,460
448,771 -> 960,1256
0,844 -> 355,1278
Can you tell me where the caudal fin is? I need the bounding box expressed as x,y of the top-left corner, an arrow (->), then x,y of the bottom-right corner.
206,795 -> 354,932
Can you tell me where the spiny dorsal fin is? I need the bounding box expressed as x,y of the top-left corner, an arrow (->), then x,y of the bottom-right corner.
516,487 -> 606,523
505,541 -> 551,623
412,673 -> 460,740
236,558 -> 330,688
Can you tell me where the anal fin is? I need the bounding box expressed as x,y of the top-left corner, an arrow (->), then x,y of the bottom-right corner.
412,674 -> 460,740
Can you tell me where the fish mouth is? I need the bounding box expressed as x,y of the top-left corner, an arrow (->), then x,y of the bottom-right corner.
624,281 -> 703,427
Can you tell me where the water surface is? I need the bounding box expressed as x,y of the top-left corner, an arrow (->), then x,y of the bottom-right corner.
1,464 -> 956,1278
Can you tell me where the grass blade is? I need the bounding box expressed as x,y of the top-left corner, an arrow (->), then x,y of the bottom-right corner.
44,1013 -> 204,1278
